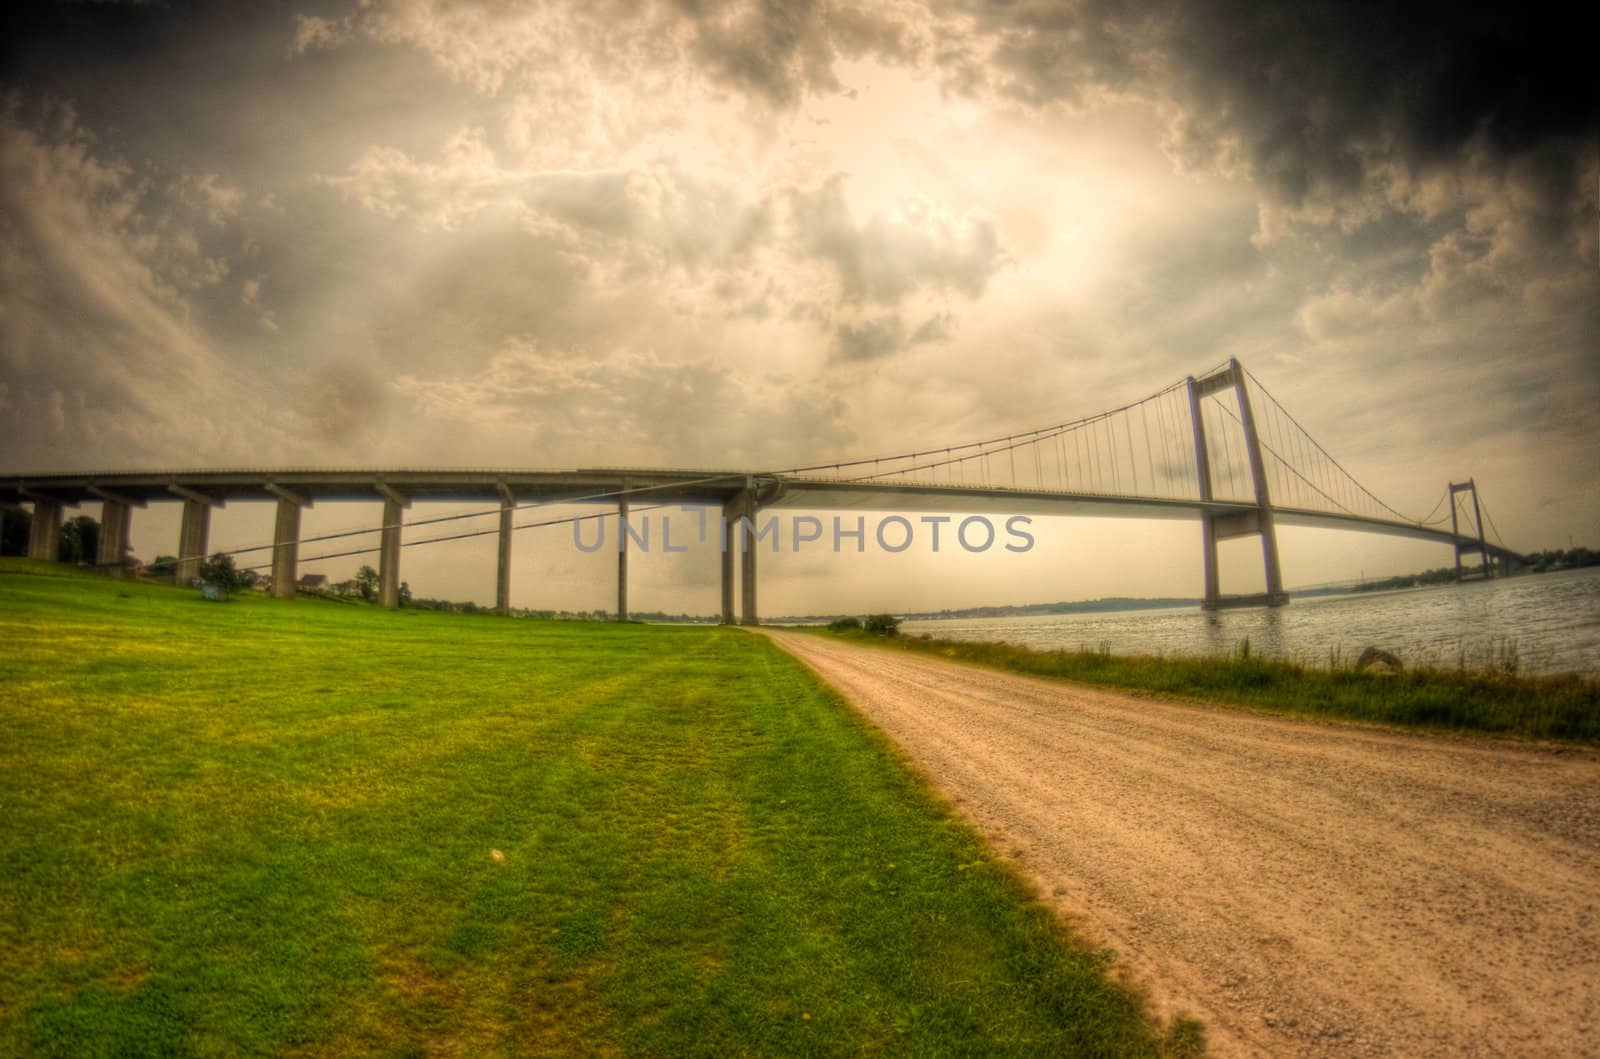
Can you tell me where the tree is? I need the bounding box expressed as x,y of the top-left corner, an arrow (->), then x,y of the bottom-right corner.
864,613 -> 901,637
399,581 -> 412,607
1,508 -> 29,556
58,515 -> 99,564
355,565 -> 379,602
198,552 -> 243,594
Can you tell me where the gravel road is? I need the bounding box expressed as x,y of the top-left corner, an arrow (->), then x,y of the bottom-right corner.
762,630 -> 1600,1058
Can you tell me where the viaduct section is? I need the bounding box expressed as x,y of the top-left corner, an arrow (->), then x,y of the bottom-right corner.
1,469 -> 784,624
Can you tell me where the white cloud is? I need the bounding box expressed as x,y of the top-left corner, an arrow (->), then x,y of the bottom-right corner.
788,174 -> 1007,304
321,126 -> 1008,364
319,127 -> 515,229
392,336 -> 854,469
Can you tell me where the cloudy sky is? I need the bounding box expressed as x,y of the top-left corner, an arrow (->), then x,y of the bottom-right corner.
1,0 -> 1595,615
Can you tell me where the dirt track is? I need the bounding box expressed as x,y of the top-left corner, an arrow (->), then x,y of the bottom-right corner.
762,630 -> 1600,1058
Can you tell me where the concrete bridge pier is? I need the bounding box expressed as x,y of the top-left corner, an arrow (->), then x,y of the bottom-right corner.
169,485 -> 221,587
90,488 -> 143,572
740,515 -> 758,626
720,534 -> 736,627
26,497 -> 62,559
496,481 -> 514,615
96,501 -> 131,570
719,497 -> 736,625
377,483 -> 409,609
266,484 -> 310,598
176,501 -> 210,586
728,483 -> 759,626
616,490 -> 629,622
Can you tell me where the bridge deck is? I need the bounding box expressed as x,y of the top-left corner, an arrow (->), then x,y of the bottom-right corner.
1,467 -> 1518,561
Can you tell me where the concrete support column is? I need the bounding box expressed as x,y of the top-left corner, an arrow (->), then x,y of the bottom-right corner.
616,491 -> 629,622
740,535 -> 758,626
97,500 -> 131,570
176,500 -> 211,586
496,483 -> 514,616
27,499 -> 62,560
735,487 -> 758,626
379,497 -> 404,609
719,495 -> 738,625
1231,358 -> 1284,602
168,484 -> 221,587
271,497 -> 302,598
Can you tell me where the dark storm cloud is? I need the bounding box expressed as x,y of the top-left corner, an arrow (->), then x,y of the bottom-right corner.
3,3 -> 327,161
9,1 -> 1589,218
1160,3 -> 1593,226
944,0 -> 1596,213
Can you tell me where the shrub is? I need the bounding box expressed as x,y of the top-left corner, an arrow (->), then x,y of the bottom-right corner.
827,616 -> 863,632
198,553 -> 243,595
864,613 -> 901,637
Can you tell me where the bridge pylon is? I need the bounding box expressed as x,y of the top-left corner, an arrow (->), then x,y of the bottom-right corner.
1188,359 -> 1288,610
1448,479 -> 1493,582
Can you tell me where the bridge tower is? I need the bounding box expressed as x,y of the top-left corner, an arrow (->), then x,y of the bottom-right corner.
1449,479 -> 1492,581
1187,359 -> 1287,610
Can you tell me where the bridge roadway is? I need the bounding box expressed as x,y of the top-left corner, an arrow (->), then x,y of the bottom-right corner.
1,467 -> 1520,620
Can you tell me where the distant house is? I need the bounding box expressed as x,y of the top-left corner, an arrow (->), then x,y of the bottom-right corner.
297,573 -> 328,592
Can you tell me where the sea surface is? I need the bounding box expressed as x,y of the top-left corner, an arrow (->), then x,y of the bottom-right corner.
900,565 -> 1600,676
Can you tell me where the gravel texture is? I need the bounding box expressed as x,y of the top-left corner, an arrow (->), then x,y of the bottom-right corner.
763,630 -> 1600,1058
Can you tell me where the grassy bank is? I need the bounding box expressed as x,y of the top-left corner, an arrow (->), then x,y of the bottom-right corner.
0,559 -> 1192,1057
819,628 -> 1600,742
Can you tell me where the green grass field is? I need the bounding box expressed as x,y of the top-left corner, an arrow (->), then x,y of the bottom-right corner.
820,628 -> 1600,742
0,560 -> 1194,1057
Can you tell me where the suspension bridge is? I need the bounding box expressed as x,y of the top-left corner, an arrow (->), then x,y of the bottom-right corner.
2,358 -> 1520,621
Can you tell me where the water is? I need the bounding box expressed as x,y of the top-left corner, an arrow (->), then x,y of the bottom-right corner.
900,566 -> 1600,676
